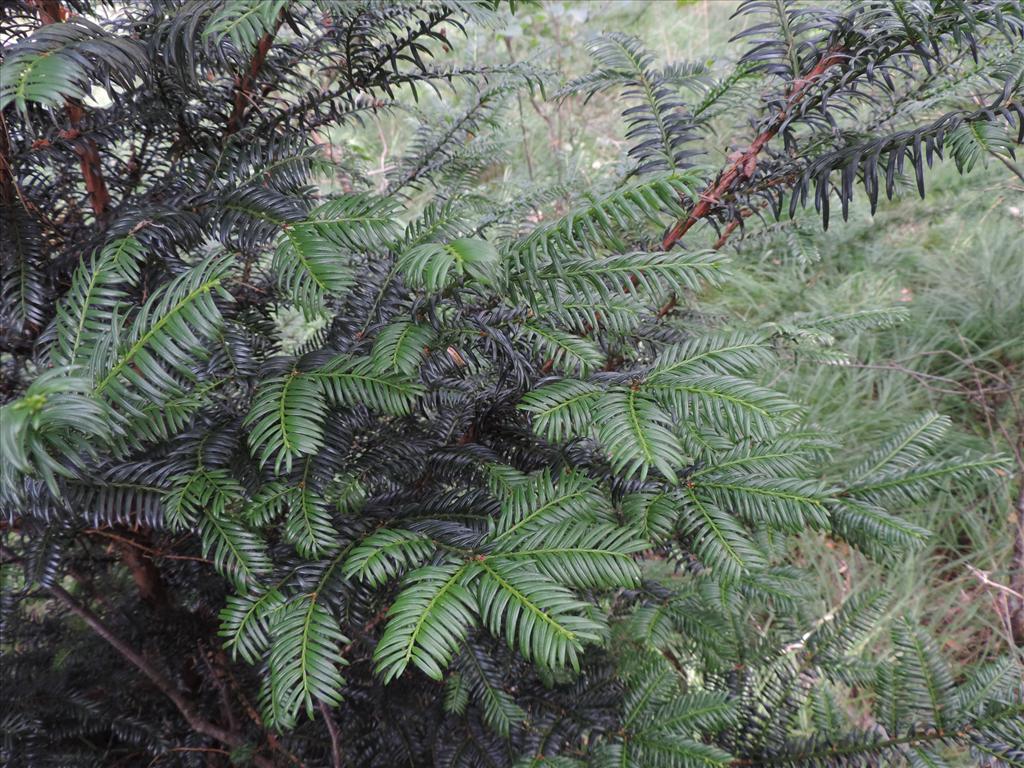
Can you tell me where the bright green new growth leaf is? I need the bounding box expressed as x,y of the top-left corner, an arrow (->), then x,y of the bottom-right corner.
374,562 -> 480,682
202,1 -> 287,51
272,193 -> 400,313
163,469 -> 270,590
273,225 -> 354,313
622,491 -> 679,543
493,469 -> 610,541
398,237 -> 500,291
596,388 -> 686,483
219,587 -> 286,664
343,529 -> 436,587
518,379 -> 602,442
164,468 -> 243,528
0,19 -> 145,116
475,559 -> 605,669
268,596 -> 349,727
282,481 -> 339,558
198,509 -> 272,591
315,355 -> 424,415
0,368 -> 110,497
51,237 -> 145,368
679,489 -> 765,581
90,256 -> 233,412
454,644 -> 527,737
245,372 -> 327,475
521,323 -> 603,376
370,321 -> 436,374
492,522 -> 646,588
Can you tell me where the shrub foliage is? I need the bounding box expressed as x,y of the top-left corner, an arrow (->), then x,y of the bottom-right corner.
1,2 -> 1022,767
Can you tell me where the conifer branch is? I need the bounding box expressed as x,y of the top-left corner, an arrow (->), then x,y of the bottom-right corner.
662,46 -> 845,251
226,13 -> 285,137
47,585 -> 275,768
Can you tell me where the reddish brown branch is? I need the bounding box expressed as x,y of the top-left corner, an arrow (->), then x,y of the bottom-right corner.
65,105 -> 112,222
318,700 -> 343,768
0,114 -> 18,210
225,18 -> 284,137
1009,468 -> 1024,644
32,2 -> 111,224
662,47 -> 846,251
29,0 -> 65,23
85,528 -> 213,565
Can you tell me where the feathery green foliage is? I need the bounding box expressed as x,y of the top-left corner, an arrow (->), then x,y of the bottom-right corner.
2,2 -> 1021,767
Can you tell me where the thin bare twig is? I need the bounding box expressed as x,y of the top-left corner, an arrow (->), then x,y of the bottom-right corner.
966,564 -> 1024,601
319,699 -> 343,768
47,585 -> 276,768
85,529 -> 213,564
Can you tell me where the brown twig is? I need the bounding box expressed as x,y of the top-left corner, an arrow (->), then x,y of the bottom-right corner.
30,1 -> 112,224
966,564 -> 1024,601
319,699 -> 343,768
225,14 -> 285,137
85,528 -> 213,565
47,585 -> 275,768
662,46 -> 846,251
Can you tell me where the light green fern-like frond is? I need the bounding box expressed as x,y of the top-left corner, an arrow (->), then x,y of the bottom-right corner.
521,323 -> 604,376
0,369 -> 110,498
522,250 -> 727,309
0,19 -> 145,115
475,559 -> 605,669
374,562 -> 480,683
370,321 -> 436,375
219,586 -> 286,664
90,256 -> 233,412
202,0 -> 286,51
315,355 -> 423,416
398,237 -> 500,292
282,478 -> 339,558
596,388 -> 687,483
493,469 -> 610,541
273,225 -> 355,314
268,595 -> 348,727
164,468 -> 270,589
848,413 -> 951,482
649,331 -> 774,379
51,237 -> 145,368
198,508 -> 273,591
453,644 -> 527,737
678,489 -> 766,581
647,372 -> 800,439
510,173 -> 700,275
518,379 -> 602,443
343,529 -> 436,587
272,194 -> 400,313
245,372 -> 327,475
845,455 -> 1010,506
490,522 -> 645,589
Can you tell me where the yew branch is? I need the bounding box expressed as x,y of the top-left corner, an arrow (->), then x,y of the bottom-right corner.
31,1 -> 111,223
225,16 -> 285,137
662,47 -> 846,251
48,585 -> 276,768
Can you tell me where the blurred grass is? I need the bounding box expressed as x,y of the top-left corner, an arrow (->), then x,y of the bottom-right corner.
713,161 -> 1024,666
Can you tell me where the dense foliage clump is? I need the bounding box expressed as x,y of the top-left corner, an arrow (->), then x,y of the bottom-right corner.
1,2 -> 1022,766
